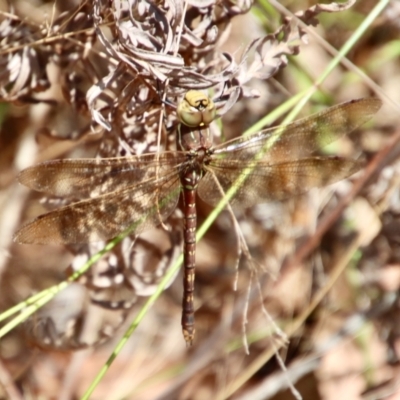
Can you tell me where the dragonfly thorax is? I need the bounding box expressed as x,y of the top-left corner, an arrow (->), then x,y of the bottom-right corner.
177,123 -> 214,152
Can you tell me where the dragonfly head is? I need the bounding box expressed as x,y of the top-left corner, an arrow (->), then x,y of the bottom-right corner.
177,90 -> 216,128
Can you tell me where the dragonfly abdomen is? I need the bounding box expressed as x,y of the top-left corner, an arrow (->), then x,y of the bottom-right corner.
180,167 -> 203,346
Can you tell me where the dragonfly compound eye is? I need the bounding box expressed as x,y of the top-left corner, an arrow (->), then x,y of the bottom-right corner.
177,90 -> 216,128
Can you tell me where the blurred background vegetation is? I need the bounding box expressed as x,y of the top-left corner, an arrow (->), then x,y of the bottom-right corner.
0,0 -> 399,399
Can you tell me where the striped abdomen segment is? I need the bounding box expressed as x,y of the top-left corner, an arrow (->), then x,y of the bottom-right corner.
180,167 -> 202,346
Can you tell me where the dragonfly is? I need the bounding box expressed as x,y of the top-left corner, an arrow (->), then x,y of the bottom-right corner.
14,91 -> 381,346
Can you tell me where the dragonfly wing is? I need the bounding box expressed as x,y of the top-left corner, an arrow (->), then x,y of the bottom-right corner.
213,98 -> 381,163
14,173 -> 181,245
18,152 -> 185,199
198,157 -> 362,209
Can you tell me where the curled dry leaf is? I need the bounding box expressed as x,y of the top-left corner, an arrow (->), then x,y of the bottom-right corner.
0,2 -> 95,103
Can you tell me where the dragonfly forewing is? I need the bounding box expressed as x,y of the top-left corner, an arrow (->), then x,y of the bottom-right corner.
213,98 -> 382,164
18,152 -> 186,199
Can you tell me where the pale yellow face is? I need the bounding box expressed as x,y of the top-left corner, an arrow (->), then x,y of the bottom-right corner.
177,90 -> 216,128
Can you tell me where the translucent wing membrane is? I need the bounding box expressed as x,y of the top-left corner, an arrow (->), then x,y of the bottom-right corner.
18,152 -> 186,199
198,98 -> 381,208
14,173 -> 181,244
16,97 -> 381,245
213,98 -> 381,164
199,157 -> 362,208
